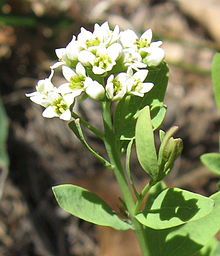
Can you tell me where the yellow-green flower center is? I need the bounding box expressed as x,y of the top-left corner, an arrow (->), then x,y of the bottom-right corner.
69,74 -> 85,90
135,38 -> 149,49
86,37 -> 101,48
131,78 -> 142,92
94,55 -> 112,70
53,98 -> 68,115
112,79 -> 122,96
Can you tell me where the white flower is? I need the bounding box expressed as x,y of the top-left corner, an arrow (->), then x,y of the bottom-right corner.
143,43 -> 165,66
77,27 -> 99,52
84,78 -> 105,101
106,73 -> 127,101
42,91 -> 72,121
58,63 -> 87,101
92,43 -> 122,75
123,48 -> 147,71
93,21 -> 120,47
120,28 -> 164,67
26,70 -> 55,107
127,68 -> 154,97
51,36 -> 81,69
77,22 -> 120,51
78,50 -> 96,67
120,29 -> 152,50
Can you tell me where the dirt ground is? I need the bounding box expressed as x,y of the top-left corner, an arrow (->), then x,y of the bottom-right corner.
1,0 -> 220,255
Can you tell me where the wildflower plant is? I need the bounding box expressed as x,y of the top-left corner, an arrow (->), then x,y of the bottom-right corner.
26,22 -> 220,256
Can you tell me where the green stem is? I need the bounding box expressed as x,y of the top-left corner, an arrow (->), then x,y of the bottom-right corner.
135,182 -> 153,215
71,111 -> 104,140
101,101 -> 151,256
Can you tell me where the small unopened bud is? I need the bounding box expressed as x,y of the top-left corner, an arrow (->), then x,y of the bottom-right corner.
157,126 -> 183,181
85,79 -> 105,101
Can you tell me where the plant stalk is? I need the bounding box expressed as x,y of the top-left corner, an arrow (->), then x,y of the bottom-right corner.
101,101 -> 151,256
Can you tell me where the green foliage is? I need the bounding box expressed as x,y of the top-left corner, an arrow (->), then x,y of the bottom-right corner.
213,241 -> 220,256
136,188 -> 214,230
195,238 -> 218,256
135,106 -> 159,180
200,153 -> 220,175
143,191 -> 220,256
52,184 -> 132,231
114,62 -> 169,142
0,97 -> 8,168
212,53 -> 220,112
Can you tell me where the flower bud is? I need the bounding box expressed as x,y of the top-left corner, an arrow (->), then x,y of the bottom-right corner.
85,78 -> 105,101
157,126 -> 183,181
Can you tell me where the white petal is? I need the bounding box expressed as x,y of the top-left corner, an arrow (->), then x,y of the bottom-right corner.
92,66 -> 105,75
107,43 -> 122,61
130,91 -> 144,97
63,93 -> 75,106
75,62 -> 86,76
120,30 -> 137,48
47,91 -> 60,103
78,27 -> 93,44
101,21 -> 110,31
42,106 -> 58,118
145,47 -> 165,66
62,66 -> 76,81
48,69 -> 54,80
78,50 -> 95,66
96,45 -> 107,56
60,109 -> 72,121
55,48 -> 65,59
85,81 -> 105,101
140,29 -> 152,44
26,91 -> 37,98
133,69 -> 148,82
70,89 -> 84,97
151,41 -> 163,47
58,83 -> 72,94
29,94 -> 44,105
106,75 -> 114,99
51,61 -> 63,69
140,82 -> 154,93
66,40 -> 81,60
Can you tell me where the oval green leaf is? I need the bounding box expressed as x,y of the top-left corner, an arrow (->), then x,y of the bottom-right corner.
135,106 -> 159,180
140,191 -> 220,256
195,238 -> 218,256
52,184 -> 132,231
200,153 -> 220,175
136,188 -> 214,230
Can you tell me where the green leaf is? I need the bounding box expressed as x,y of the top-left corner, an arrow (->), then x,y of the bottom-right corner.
213,241 -> 220,256
143,191 -> 220,256
52,184 -> 132,231
143,181 -> 167,211
136,188 -> 214,230
200,153 -> 220,175
212,53 -> 220,112
195,238 -> 218,256
114,62 -> 169,142
0,97 -> 9,167
135,106 -> 159,180
150,99 -> 167,131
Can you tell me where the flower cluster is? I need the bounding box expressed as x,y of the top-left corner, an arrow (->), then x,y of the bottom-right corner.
26,22 -> 165,120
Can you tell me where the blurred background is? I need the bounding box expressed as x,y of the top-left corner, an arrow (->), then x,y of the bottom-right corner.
0,0 -> 220,255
